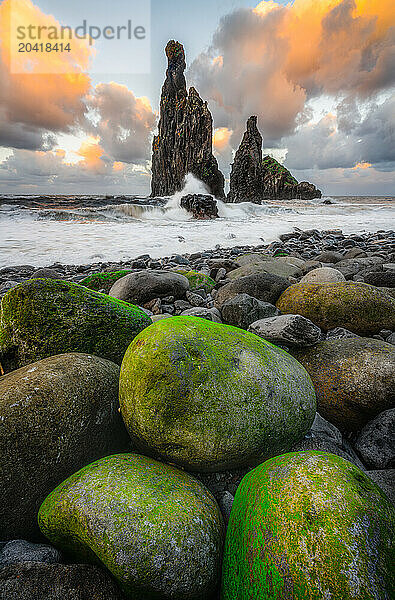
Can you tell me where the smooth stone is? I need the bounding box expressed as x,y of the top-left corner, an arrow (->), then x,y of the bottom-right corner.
221,452 -> 395,600
364,271 -> 395,288
30,268 -> 63,280
181,307 -> 222,322
0,279 -> 151,371
300,267 -> 346,284
0,540 -> 62,566
215,272 -> 290,307
0,563 -> 125,600
221,294 -> 280,330
354,409 -> 395,470
229,257 -> 301,280
366,470 -> 395,506
110,270 -> 189,305
277,282 -> 395,335
39,454 -> 225,600
173,270 -> 216,291
248,314 -> 321,347
0,353 -> 129,541
315,251 -> 343,263
119,316 -> 316,471
292,338 -> 395,432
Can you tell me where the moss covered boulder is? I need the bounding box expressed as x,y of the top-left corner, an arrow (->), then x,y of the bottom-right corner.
119,316 -> 316,471
80,270 -> 132,293
175,270 -> 216,291
39,453 -> 225,600
292,338 -> 395,432
277,281 -> 395,335
0,279 -> 151,371
221,451 -> 395,600
0,353 -> 130,541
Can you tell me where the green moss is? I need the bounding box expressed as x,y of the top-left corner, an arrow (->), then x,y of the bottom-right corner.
80,271 -> 132,292
38,453 -> 225,600
277,282 -> 395,335
0,278 -> 152,371
174,270 -> 216,292
221,451 -> 395,600
262,155 -> 298,185
119,316 -> 316,471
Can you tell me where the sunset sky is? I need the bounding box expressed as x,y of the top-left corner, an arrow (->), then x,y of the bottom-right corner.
0,0 -> 394,196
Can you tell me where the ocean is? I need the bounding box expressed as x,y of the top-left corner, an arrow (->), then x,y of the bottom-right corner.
1,176 -> 394,268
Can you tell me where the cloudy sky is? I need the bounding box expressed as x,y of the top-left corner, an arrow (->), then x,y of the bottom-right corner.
0,0 -> 394,196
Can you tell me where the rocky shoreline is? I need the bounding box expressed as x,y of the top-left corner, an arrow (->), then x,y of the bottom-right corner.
0,227 -> 394,599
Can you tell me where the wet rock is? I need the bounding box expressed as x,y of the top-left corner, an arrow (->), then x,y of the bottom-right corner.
221,294 -> 280,330
354,409 -> 395,470
180,194 -> 219,219
109,270 -> 189,305
0,540 -> 62,566
39,454 -> 225,600
248,314 -> 321,347
366,470 -> 395,506
0,353 -> 129,540
262,155 -> 321,201
277,281 -> 395,335
0,563 -> 125,600
151,41 -> 225,198
119,316 -> 316,471
215,272 -> 290,307
300,267 -> 345,283
221,452 -> 394,599
181,307 -> 222,322
292,338 -> 395,432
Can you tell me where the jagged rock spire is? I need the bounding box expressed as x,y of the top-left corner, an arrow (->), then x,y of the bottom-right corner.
151,41 -> 225,198
227,116 -> 264,203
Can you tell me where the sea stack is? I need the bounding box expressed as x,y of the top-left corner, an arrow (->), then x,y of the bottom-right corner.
151,41 -> 225,198
228,116 -> 322,203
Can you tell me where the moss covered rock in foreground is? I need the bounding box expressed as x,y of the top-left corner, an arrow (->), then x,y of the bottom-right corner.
221,451 -> 395,600
0,279 -> 152,371
277,281 -> 395,335
80,270 -> 133,292
0,353 -> 129,541
119,316 -> 316,471
39,453 -> 225,600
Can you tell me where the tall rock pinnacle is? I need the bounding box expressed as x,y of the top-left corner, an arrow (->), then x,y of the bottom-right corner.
228,116 -> 322,203
227,116 -> 264,203
151,41 -> 225,198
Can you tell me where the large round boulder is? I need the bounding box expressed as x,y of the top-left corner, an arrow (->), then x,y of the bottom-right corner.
38,454 -> 225,600
276,281 -> 395,335
0,279 -> 151,371
300,266 -> 346,284
221,452 -> 395,600
0,353 -> 129,540
119,316 -> 316,471
292,338 -> 395,432
215,272 -> 290,307
174,270 -> 216,292
109,270 -> 189,305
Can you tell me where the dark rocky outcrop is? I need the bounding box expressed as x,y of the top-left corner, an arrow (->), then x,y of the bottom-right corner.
151,41 -> 225,199
227,116 -> 322,203
227,116 -> 264,203
180,194 -> 219,219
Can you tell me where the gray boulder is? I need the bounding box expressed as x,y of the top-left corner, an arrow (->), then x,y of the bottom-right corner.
0,563 -> 125,600
0,540 -> 61,567
366,470 -> 395,506
354,409 -> 395,470
181,307 -> 222,322
221,294 -> 280,330
335,257 -> 385,279
300,267 -> 345,284
215,272 -> 290,307
249,314 -> 321,347
0,353 -> 130,540
110,270 -> 189,305
31,268 -> 63,280
315,251 -> 343,263
364,271 -> 395,288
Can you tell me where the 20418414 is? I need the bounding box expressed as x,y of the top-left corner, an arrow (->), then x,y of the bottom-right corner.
18,42 -> 71,53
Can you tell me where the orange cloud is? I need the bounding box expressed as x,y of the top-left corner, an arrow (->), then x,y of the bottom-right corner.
113,161 -> 125,172
353,161 -> 372,170
76,136 -> 106,171
0,0 -> 92,144
213,127 -> 233,152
